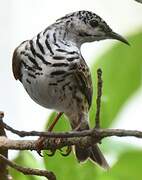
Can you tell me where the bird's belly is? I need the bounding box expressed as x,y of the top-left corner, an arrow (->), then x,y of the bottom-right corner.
21,74 -> 76,112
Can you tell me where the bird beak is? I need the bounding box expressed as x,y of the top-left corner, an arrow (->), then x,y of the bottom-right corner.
109,31 -> 130,45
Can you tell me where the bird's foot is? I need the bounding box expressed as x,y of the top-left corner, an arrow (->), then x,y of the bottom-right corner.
35,112 -> 63,156
60,146 -> 72,156
46,149 -> 56,156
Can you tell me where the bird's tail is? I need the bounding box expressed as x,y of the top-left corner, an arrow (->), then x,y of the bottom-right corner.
75,143 -> 109,169
67,112 -> 109,169
75,124 -> 109,169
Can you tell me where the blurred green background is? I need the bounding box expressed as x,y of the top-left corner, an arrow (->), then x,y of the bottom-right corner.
9,31 -> 142,180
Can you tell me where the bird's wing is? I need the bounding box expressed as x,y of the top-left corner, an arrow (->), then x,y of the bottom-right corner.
72,56 -> 93,108
12,40 -> 28,80
12,46 -> 22,80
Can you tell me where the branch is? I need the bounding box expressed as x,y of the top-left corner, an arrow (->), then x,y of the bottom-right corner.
95,68 -> 103,128
2,120 -> 142,138
0,111 -> 11,180
0,154 -> 56,180
0,129 -> 142,151
0,113 -> 56,180
2,120 -> 92,138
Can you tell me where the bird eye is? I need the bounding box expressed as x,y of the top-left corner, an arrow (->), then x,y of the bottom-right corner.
89,20 -> 98,27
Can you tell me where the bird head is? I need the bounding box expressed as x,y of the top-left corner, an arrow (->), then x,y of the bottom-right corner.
57,11 -> 129,46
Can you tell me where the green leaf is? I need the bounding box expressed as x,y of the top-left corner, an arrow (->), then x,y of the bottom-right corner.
44,150 -> 100,180
90,32 -> 142,128
45,112 -> 70,132
98,150 -> 142,180
9,151 -> 41,180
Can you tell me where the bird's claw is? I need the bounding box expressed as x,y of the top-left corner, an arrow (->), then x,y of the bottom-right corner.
60,146 -> 72,156
37,149 -> 44,157
46,149 -> 56,156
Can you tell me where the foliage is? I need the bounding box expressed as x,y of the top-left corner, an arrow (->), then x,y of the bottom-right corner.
10,31 -> 142,180
90,32 -> 142,128
96,150 -> 142,180
9,151 -> 40,180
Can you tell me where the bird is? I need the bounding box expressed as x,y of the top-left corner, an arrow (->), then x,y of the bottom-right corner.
12,10 -> 129,169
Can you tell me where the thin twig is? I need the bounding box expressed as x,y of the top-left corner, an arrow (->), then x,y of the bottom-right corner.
0,154 -> 56,180
2,120 -> 91,137
2,120 -> 142,139
95,69 -> 103,128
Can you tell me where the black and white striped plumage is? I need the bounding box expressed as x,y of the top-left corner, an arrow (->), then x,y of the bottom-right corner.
12,10 -> 129,169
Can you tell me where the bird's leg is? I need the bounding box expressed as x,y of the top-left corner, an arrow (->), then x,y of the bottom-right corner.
48,112 -> 64,132
72,114 -> 83,131
36,112 -> 63,156
73,122 -> 82,131
60,115 -> 82,156
59,122 -> 81,156
60,122 -> 81,156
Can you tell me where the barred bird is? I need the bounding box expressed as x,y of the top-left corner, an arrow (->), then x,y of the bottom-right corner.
12,10 -> 129,169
